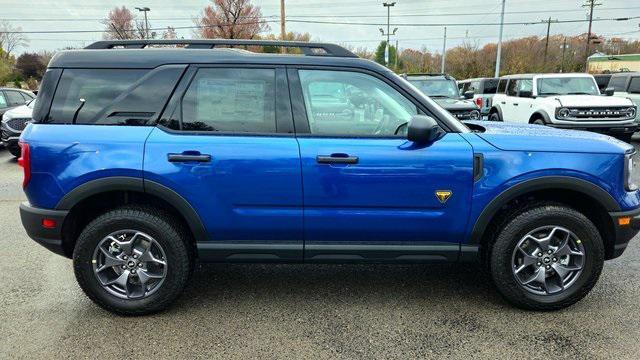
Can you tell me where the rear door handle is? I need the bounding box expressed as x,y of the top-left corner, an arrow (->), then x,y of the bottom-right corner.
168,153 -> 211,163
513,103 -> 519,106
316,154 -> 359,164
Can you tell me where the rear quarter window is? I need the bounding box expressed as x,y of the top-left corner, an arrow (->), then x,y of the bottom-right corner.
628,77 -> 640,94
47,69 -> 147,124
497,79 -> 508,94
609,76 -> 629,92
481,79 -> 498,94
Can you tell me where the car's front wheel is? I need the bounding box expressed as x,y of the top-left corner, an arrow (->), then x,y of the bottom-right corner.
73,206 -> 192,315
490,203 -> 604,310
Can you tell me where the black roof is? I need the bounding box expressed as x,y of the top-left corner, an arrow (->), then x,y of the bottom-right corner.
49,48 -> 389,70
48,39 -> 388,71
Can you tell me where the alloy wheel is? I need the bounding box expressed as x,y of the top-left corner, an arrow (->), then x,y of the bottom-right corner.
92,230 -> 168,299
511,226 -> 585,295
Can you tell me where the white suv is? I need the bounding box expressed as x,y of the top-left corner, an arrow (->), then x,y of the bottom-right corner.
489,73 -> 637,142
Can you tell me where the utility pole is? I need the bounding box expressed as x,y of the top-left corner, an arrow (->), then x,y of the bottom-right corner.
560,37 -> 568,72
441,27 -> 447,73
542,17 -> 558,68
280,0 -> 286,53
495,0 -> 506,77
583,0 -> 602,70
382,2 -> 396,67
135,7 -> 151,39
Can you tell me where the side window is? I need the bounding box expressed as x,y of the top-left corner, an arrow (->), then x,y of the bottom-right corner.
517,79 -> 533,96
48,69 -> 147,124
482,79 -> 498,94
506,80 -> 519,96
5,91 -> 25,106
180,68 -> 276,133
609,76 -> 628,92
627,77 -> 640,94
497,79 -> 508,94
298,70 -> 418,136
0,93 -> 7,108
469,81 -> 480,92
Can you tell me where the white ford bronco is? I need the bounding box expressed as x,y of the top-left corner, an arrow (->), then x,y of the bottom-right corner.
489,73 -> 638,142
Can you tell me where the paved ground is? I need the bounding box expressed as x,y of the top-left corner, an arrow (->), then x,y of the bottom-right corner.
1,144 -> 640,360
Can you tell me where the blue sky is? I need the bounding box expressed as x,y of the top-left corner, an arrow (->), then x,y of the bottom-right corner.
2,0 -> 639,54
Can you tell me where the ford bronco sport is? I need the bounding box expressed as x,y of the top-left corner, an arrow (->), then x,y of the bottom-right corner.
19,40 -> 640,315
401,73 -> 481,121
490,73 -> 637,142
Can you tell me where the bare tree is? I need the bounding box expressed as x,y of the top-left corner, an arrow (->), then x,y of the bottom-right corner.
162,26 -> 178,40
0,21 -> 29,58
194,0 -> 270,39
102,6 -> 137,40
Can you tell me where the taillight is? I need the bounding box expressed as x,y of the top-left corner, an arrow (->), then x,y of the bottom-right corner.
475,97 -> 483,107
17,142 -> 31,188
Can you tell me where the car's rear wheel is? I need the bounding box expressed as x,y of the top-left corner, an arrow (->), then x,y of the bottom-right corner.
73,206 -> 192,315
489,203 -> 604,310
489,111 -> 501,122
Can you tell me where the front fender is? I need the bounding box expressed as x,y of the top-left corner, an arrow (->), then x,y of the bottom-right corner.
467,175 -> 620,245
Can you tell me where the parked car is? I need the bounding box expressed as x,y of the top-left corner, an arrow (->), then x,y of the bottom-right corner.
0,88 -> 35,117
490,73 -> 637,142
401,73 -> 481,120
608,72 -> 640,124
593,73 -> 613,93
458,77 -> 499,117
1,99 -> 35,157
19,40 -> 640,315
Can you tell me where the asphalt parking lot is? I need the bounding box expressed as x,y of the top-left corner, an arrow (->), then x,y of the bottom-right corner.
1,144 -> 640,359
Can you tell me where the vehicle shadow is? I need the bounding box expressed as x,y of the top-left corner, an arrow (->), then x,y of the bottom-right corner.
171,262 -> 507,313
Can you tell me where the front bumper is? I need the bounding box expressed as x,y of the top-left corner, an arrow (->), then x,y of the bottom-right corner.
547,122 -> 638,135
20,202 -> 69,257
1,124 -> 20,148
608,207 -> 640,259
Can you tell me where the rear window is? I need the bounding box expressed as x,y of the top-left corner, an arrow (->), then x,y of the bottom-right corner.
180,68 -> 276,132
629,77 -> 640,94
47,69 -> 147,124
609,76 -> 628,92
481,79 -> 498,94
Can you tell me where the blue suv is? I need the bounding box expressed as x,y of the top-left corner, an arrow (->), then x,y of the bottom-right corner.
18,40 -> 640,315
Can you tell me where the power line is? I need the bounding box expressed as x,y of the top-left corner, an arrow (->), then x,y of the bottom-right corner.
3,7 -> 640,22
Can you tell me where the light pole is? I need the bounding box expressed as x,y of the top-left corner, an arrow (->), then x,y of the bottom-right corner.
441,27 -> 447,73
495,0 -> 506,77
382,2 -> 396,67
135,7 -> 151,39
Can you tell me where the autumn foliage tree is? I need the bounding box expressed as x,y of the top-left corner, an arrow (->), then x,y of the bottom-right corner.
102,6 -> 137,40
194,0 -> 269,39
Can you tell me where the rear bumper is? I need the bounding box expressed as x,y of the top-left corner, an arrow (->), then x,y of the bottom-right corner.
608,207 -> 640,259
19,202 -> 69,257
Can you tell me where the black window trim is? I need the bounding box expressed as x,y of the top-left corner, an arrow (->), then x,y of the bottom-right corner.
286,64 -> 454,139
157,64 -> 295,137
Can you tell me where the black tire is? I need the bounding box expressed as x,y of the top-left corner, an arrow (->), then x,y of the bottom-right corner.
8,146 -> 21,158
489,203 -> 604,311
73,206 -> 192,315
616,133 -> 634,144
532,118 -> 545,125
489,111 -> 501,122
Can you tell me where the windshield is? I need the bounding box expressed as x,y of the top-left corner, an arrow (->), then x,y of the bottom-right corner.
408,79 -> 460,98
537,77 -> 600,96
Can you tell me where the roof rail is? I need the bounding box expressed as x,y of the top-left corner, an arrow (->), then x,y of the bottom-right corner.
85,39 -> 358,58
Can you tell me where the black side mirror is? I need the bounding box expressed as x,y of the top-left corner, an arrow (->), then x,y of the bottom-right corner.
407,115 -> 445,144
463,90 -> 474,100
604,87 -> 615,96
519,90 -> 533,98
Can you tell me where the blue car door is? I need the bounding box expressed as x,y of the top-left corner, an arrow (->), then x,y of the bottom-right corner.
144,66 -> 303,261
289,68 -> 474,262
